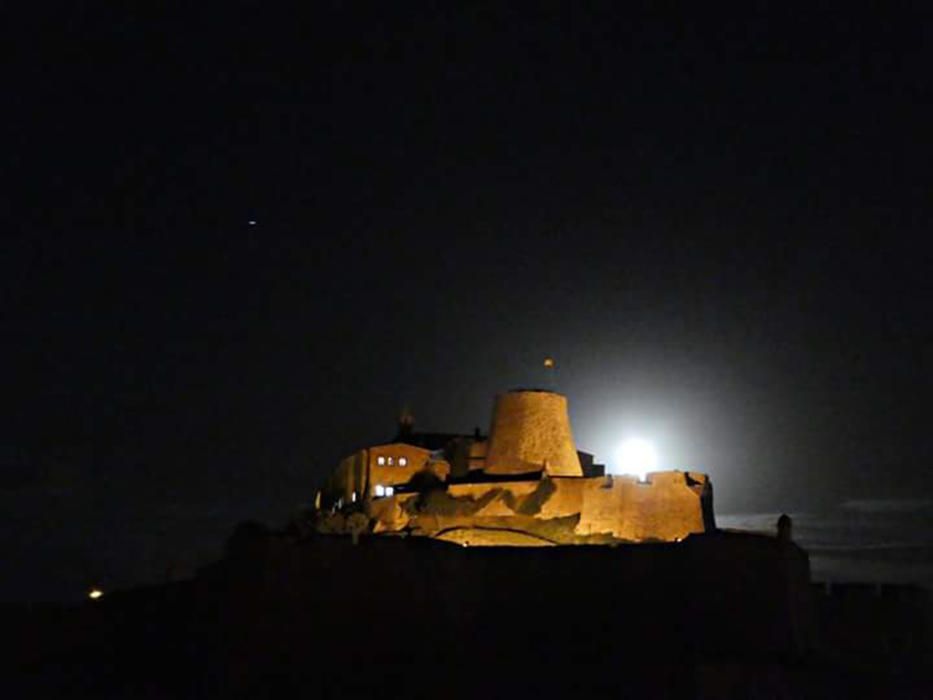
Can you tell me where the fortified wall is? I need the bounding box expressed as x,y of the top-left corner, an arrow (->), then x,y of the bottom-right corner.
368,470 -> 713,544
320,388 -> 714,545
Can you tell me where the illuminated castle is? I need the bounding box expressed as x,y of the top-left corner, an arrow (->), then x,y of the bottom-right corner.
316,389 -> 715,545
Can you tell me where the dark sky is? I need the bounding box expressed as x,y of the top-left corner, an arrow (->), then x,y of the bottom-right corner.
5,3 -> 932,600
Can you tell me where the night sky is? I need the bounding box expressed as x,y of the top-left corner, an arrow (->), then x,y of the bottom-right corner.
5,3 -> 932,600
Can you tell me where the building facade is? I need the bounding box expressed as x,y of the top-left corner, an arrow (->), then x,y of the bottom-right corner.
317,389 -> 714,545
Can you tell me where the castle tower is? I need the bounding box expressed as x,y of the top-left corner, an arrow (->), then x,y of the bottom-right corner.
485,389 -> 583,477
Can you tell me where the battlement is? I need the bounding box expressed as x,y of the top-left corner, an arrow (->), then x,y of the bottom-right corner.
358,469 -> 713,544
317,391 -> 714,545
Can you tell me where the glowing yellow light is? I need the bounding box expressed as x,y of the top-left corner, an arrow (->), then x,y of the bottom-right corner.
616,438 -> 658,482
543,357 -> 555,369
88,588 -> 103,600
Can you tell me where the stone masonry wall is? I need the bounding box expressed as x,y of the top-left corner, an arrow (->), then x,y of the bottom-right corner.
365,471 -> 710,543
485,391 -> 583,476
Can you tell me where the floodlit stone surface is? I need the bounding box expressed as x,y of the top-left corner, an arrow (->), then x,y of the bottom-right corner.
485,390 -> 583,476
317,389 -> 714,545
324,442 -> 449,507
434,527 -> 556,546
359,471 -> 712,544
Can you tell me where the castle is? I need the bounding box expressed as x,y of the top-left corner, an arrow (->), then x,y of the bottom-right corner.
316,389 -> 715,545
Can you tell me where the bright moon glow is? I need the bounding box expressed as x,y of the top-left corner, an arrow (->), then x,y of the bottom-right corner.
88,588 -> 103,600
616,439 -> 658,481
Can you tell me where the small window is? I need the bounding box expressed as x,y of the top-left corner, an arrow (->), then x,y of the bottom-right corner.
398,457 -> 408,466
377,456 -> 386,465
387,456 -> 394,465
374,484 -> 385,497
385,486 -> 394,496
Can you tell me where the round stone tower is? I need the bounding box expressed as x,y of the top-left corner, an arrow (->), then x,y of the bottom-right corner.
485,389 -> 583,477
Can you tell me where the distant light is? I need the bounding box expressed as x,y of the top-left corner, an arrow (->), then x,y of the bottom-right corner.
248,220 -> 257,226
374,484 -> 385,497
88,588 -> 103,600
543,357 -> 555,369
385,486 -> 394,496
615,438 -> 658,482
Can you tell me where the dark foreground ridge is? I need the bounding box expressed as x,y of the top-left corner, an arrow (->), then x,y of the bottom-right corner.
8,529 -> 932,698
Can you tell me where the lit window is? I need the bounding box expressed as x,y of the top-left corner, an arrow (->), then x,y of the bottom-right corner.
377,456 -> 386,465
398,457 -> 408,466
385,486 -> 394,496
388,456 -> 394,465
351,492 -> 357,503
374,484 -> 385,497
88,588 -> 103,600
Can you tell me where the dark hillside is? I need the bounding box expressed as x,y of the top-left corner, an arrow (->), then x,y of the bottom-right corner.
8,531 -> 931,697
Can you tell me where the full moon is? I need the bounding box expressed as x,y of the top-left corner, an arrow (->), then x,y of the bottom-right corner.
615,438 -> 658,481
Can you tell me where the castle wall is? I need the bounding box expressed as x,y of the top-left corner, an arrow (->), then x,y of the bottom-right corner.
368,493 -> 419,532
468,439 -> 486,471
575,472 -> 709,541
323,391 -> 707,543
326,442 -> 450,507
434,527 -> 556,546
447,480 -> 539,504
485,391 -> 583,476
447,472 -> 708,541
445,437 -> 486,477
366,471 -> 710,543
325,450 -> 368,506
366,443 -> 448,495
